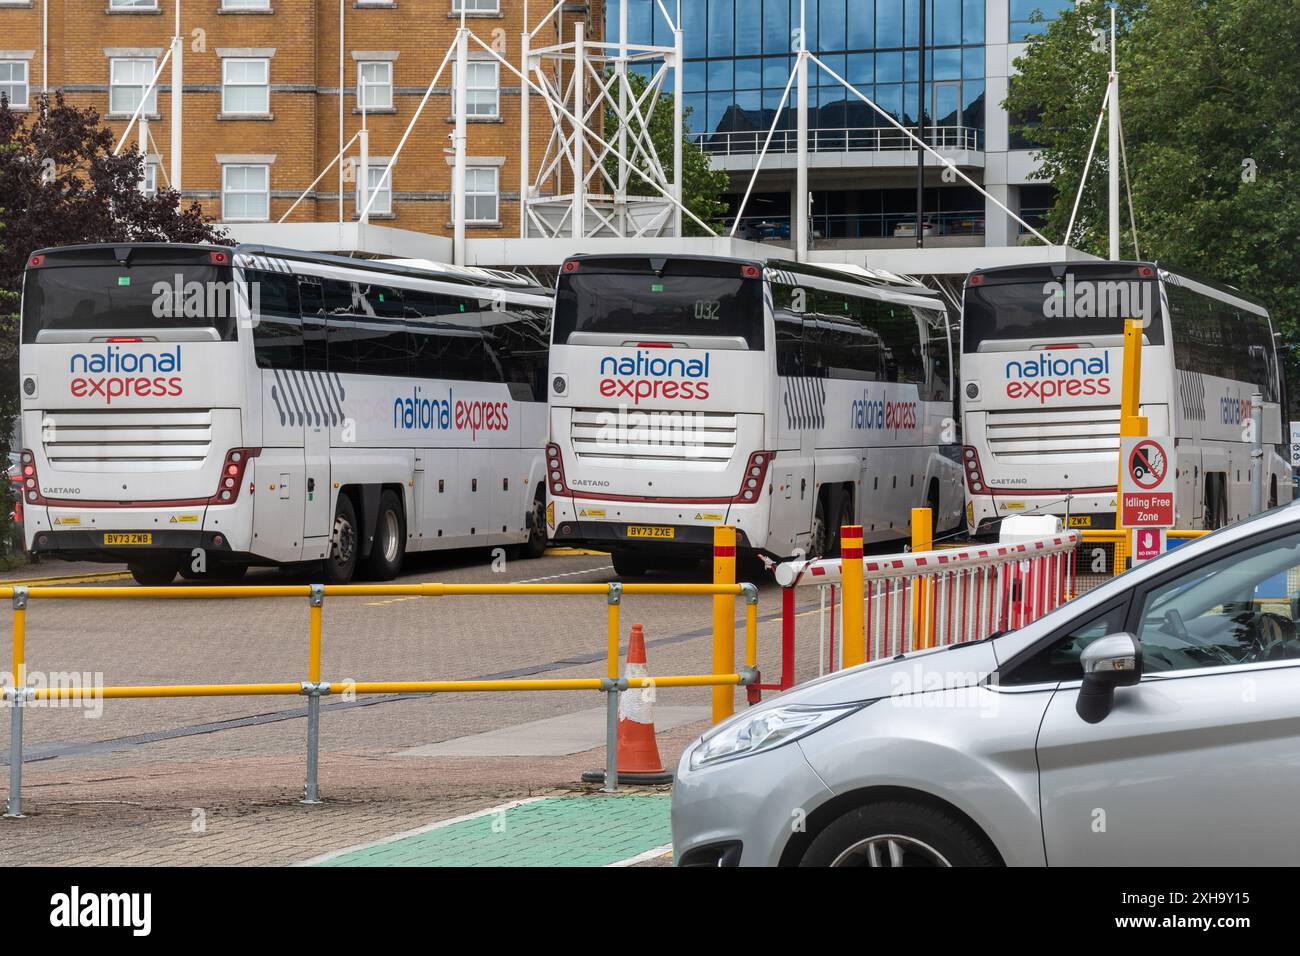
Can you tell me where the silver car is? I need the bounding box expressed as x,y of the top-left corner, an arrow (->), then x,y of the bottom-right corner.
673,501 -> 1300,866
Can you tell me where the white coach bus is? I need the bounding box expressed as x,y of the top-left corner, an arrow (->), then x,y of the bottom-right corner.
960,260 -> 1292,535
17,243 -> 552,585
544,254 -> 963,575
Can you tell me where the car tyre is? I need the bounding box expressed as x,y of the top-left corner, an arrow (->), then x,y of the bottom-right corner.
361,490 -> 405,581
324,493 -> 361,585
800,801 -> 999,868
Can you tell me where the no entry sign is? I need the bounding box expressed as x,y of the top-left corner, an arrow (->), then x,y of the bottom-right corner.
1120,435 -> 1176,527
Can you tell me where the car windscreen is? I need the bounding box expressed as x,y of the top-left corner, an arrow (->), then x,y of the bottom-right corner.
554,271 -> 764,349
963,277 -> 1163,353
22,262 -> 238,343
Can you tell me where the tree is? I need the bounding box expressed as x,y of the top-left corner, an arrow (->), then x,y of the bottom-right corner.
1005,0 -> 1300,350
0,92 -> 229,558
601,71 -> 730,236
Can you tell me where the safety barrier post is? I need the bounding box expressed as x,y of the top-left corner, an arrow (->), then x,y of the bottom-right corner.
1116,318 -> 1148,575
840,526 -> 865,667
711,526 -> 737,724
300,583 -> 326,805
911,508 -> 933,648
603,582 -> 623,792
5,586 -> 28,818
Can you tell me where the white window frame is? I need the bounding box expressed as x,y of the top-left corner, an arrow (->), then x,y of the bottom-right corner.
358,163 -> 393,216
464,166 -> 498,224
109,0 -> 159,8
140,163 -> 158,197
0,60 -> 28,110
222,164 -> 270,222
221,57 -> 270,115
357,61 -> 393,110
109,58 -> 158,115
453,60 -> 499,118
452,0 -> 499,12
221,0 -> 270,9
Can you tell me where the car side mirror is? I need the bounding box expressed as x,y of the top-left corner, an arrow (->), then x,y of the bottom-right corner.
1076,633 -> 1143,724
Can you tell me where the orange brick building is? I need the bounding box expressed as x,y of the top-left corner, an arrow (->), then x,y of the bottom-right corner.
0,0 -> 602,237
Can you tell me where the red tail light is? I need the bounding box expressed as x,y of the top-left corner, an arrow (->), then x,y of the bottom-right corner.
209,250 -> 230,265
561,260 -> 579,273
209,448 -> 261,505
733,451 -> 775,503
106,336 -> 143,343
545,443 -> 569,496
18,449 -> 46,506
741,264 -> 761,279
968,273 -> 984,285
962,445 -> 987,495
27,255 -> 44,268
1137,265 -> 1154,277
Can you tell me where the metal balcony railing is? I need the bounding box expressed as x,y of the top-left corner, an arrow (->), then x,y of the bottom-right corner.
692,124 -> 983,157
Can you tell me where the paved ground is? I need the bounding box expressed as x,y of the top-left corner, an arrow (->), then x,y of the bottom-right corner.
0,546 -> 841,866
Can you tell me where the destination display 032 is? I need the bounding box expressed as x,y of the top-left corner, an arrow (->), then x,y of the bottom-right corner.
1120,435 -> 1176,528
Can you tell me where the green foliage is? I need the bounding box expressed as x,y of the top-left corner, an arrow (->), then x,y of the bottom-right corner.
1006,0 -> 1300,389
601,71 -> 730,236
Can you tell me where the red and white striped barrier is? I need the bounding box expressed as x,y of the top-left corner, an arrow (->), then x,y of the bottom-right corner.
774,530 -> 1081,676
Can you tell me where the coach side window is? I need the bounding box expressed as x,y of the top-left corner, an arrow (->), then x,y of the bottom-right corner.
771,283 -> 805,376
298,279 -> 328,372
249,270 -> 304,370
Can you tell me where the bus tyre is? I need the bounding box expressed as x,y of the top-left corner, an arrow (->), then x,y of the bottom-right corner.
129,562 -> 177,587
612,550 -> 648,577
800,801 -> 999,868
835,494 -> 855,554
362,490 -> 405,581
522,489 -> 548,560
810,497 -> 830,560
324,494 -> 360,585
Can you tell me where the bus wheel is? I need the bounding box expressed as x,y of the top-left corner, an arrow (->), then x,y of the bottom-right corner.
129,561 -> 177,587
612,550 -> 648,577
809,496 -> 830,560
362,490 -> 405,581
324,494 -> 360,584
834,493 -> 855,554
521,488 -> 547,560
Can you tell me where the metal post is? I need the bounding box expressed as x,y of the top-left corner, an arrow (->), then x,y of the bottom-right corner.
6,586 -> 28,819
520,28 -> 530,238
338,0 -> 345,224
603,679 -> 619,793
171,3 -> 182,205
672,23 -> 683,236
711,526 -> 737,723
358,125 -> 369,225
1252,391 -> 1265,513
138,114 -> 149,194
302,584 -> 325,805
1108,6 -> 1119,260
616,0 -> 628,235
453,25 -> 469,265
794,9 -> 808,262
840,525 -> 865,667
572,20 -> 585,240
915,0 -> 926,248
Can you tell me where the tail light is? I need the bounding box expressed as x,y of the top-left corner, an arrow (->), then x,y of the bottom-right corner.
968,273 -> 984,286
545,443 -> 569,496
733,451 -> 774,503
1137,265 -> 1154,277
209,448 -> 261,504
28,255 -> 44,268
18,449 -> 46,506
962,445 -> 987,494
209,250 -> 230,265
561,259 -> 579,273
741,264 -> 761,279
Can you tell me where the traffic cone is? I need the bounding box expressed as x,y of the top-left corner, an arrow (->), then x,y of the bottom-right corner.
582,624 -> 674,786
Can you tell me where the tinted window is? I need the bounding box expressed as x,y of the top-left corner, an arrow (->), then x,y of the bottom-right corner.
250,270 -> 303,370
1002,601 -> 1129,685
298,280 -> 328,372
486,309 -> 550,400
354,319 -> 408,377
963,276 -> 1164,352
1167,282 -> 1276,400
555,270 -> 764,348
772,283 -> 804,376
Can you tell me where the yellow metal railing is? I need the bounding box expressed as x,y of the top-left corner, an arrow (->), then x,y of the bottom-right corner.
0,529 -> 759,814
1080,528 -> 1211,576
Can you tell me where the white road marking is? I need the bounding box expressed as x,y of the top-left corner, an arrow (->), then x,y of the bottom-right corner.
607,843 -> 674,867
294,796 -> 551,866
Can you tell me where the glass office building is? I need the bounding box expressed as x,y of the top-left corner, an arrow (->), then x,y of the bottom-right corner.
611,0 -> 1072,248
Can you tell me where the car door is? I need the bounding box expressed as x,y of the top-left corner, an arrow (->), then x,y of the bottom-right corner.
1034,525 -> 1300,865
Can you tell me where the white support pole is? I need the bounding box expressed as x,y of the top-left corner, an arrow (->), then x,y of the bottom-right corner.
453,25 -> 469,265
111,47 -> 172,156
279,130 -> 361,223
338,0 -> 345,224
171,1 -> 183,206
1107,6 -> 1119,260
572,20 -> 585,240
41,0 -> 47,93
137,114 -> 149,193
358,127 -> 369,226
520,27 -> 531,238
729,63 -> 797,237
794,0 -> 808,259
617,0 -> 628,234
672,21 -> 683,236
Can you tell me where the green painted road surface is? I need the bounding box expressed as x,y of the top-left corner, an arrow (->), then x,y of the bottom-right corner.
311,795 -> 672,867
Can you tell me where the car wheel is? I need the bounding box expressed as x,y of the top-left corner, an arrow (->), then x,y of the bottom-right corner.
521,489 -> 548,560
324,493 -> 360,584
611,550 -> 648,577
361,490 -> 405,581
800,801 -> 999,868
129,561 -> 177,587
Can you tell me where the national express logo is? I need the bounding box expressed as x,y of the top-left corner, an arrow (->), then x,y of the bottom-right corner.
851,391 -> 918,432
598,351 -> 710,404
1004,352 -> 1112,403
69,346 -> 183,404
393,385 -> 509,439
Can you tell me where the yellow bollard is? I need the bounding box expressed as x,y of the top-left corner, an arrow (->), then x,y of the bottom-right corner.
1115,318 -> 1149,574
840,525 -> 865,667
911,508 -> 933,648
711,526 -> 737,724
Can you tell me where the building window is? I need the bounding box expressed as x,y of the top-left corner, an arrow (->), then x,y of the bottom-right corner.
109,0 -> 159,8
465,166 -> 498,223
453,60 -> 499,117
222,58 -> 270,114
141,163 -> 158,197
358,164 -> 392,215
222,0 -> 270,8
452,0 -> 499,12
0,61 -> 28,110
358,61 -> 393,110
1009,0 -> 1074,42
222,164 -> 270,221
110,58 -> 158,115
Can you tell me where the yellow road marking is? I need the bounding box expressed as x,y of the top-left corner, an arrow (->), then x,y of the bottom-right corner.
1,570 -> 133,586
544,547 -> 607,556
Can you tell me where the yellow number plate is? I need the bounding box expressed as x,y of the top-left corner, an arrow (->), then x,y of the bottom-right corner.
1067,516 -> 1093,528
103,533 -> 152,545
626,525 -> 675,539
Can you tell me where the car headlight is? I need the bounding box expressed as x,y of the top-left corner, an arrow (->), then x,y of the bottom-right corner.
688,703 -> 865,770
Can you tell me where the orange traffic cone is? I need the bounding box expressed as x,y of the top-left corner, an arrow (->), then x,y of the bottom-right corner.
582,623 -> 674,786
